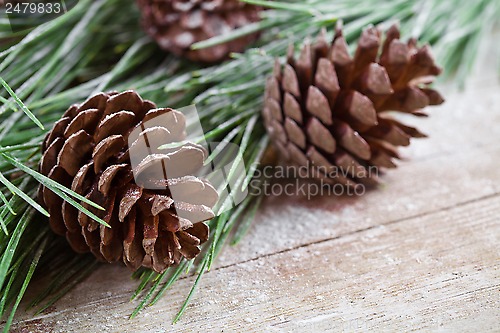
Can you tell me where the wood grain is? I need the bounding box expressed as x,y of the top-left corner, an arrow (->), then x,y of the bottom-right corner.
5,33 -> 500,333
9,193 -> 500,333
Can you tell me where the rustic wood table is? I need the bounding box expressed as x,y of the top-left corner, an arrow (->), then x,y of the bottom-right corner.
9,43 -> 500,332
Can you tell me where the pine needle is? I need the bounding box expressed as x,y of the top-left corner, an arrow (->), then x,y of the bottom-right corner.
0,172 -> 48,217
0,77 -> 44,130
173,255 -> 210,324
231,194 -> 263,245
2,237 -> 47,333
0,208 -> 34,296
2,153 -> 108,215
130,270 -> 156,301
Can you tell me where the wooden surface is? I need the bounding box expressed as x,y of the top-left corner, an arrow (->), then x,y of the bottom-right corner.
7,43 -> 500,332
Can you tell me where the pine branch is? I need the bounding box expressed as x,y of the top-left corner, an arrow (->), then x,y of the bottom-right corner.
0,0 -> 498,330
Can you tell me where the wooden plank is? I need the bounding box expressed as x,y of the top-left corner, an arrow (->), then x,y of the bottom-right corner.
10,193 -> 500,332
217,144 -> 500,268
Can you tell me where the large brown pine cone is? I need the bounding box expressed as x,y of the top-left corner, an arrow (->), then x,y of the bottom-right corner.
263,23 -> 444,187
39,91 -> 218,273
136,0 -> 262,63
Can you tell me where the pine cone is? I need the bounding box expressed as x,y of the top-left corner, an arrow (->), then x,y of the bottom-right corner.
262,23 -> 444,187
39,91 -> 218,273
136,0 -> 261,63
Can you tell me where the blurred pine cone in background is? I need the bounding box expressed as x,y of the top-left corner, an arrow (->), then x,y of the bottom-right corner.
136,0 -> 262,63
263,23 -> 444,188
39,91 -> 218,273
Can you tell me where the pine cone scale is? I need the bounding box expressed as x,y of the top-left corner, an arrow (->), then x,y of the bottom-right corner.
64,108 -> 100,137
340,91 -> 378,129
315,58 -> 340,103
306,86 -> 333,125
283,93 -> 302,124
306,117 -> 336,153
62,201 -> 80,233
66,231 -> 89,253
58,130 -> 93,176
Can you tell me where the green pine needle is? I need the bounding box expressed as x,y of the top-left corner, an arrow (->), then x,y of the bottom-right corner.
0,155 -> 110,233
0,172 -> 48,217
0,215 -> 7,236
0,208 -> 34,300
131,260 -> 189,319
130,270 -> 156,302
1,153 -> 104,212
243,0 -> 322,14
231,194 -> 263,246
191,20 -> 278,50
173,255 -> 210,324
0,77 -> 44,130
2,237 -> 47,333
0,197 -> 15,217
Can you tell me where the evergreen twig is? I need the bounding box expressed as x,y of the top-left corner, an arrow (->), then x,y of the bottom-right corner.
0,0 -> 498,330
